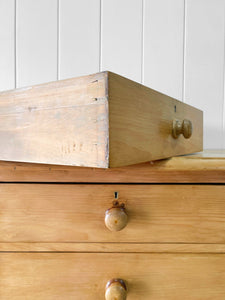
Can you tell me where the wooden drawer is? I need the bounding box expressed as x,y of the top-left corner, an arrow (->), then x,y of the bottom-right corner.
1,184 -> 225,243
0,72 -> 203,168
1,253 -> 225,299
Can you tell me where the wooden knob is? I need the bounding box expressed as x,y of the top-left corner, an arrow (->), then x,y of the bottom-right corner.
105,279 -> 127,300
105,201 -> 128,232
172,119 -> 192,139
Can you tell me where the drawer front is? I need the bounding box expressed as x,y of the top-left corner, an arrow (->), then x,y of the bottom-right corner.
1,184 -> 225,243
1,253 -> 225,299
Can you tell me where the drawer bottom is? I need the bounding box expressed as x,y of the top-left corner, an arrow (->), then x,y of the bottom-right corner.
1,253 -> 225,299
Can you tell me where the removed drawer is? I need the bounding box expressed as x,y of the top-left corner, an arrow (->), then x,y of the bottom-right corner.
0,71 -> 203,168
1,253 -> 225,299
1,184 -> 225,243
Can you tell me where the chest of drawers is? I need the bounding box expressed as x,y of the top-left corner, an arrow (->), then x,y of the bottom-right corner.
1,151 -> 225,299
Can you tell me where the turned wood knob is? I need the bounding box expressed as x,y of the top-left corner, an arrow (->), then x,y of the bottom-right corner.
172,119 -> 192,139
105,279 -> 127,300
105,201 -> 128,232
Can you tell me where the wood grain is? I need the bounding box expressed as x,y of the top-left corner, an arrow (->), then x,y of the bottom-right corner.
108,72 -> 203,167
1,184 -> 225,243
0,150 -> 224,182
1,253 -> 225,299
1,243 -> 225,253
0,72 -> 109,168
0,71 -> 203,168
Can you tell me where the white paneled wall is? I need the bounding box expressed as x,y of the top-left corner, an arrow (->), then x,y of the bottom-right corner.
59,0 -> 100,79
143,0 -> 185,100
0,0 -> 15,91
16,0 -> 58,87
184,0 -> 225,149
101,0 -> 142,82
0,0 -> 224,149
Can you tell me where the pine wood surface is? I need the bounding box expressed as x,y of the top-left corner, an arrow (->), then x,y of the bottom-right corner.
0,150 -> 224,183
0,152 -> 224,298
1,184 -> 225,244
1,253 -> 225,299
108,72 -> 203,167
1,243 -> 225,253
0,71 -> 202,168
0,72 -> 109,168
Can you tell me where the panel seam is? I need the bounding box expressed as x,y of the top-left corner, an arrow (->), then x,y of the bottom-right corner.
222,4 -> 225,148
57,0 -> 60,80
14,0 -> 17,88
141,0 -> 145,84
99,0 -> 102,71
182,0 -> 187,102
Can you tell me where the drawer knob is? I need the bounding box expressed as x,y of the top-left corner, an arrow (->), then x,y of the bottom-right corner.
105,201 -> 128,232
172,119 -> 192,139
105,278 -> 127,300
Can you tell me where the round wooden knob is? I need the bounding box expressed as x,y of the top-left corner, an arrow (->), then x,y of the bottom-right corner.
105,279 -> 127,300
105,201 -> 128,232
172,119 -> 192,139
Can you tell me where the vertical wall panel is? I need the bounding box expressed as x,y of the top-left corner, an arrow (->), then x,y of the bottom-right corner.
0,0 -> 224,150
16,0 -> 58,87
184,0 -> 225,149
59,0 -> 100,80
101,0 -> 142,83
0,0 -> 15,91
143,0 -> 185,100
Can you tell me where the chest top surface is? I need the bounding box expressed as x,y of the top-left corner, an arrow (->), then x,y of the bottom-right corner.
0,150 -> 224,183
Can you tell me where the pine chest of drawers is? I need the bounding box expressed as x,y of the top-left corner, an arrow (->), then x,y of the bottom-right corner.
1,151 -> 225,299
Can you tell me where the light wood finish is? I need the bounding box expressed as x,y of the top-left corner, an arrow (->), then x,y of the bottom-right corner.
0,154 -> 224,298
105,201 -> 128,231
0,71 -> 202,168
105,279 -> 127,300
0,150 -> 224,183
108,72 -> 202,167
1,243 -> 225,253
1,253 -> 225,299
1,184 -> 225,243
0,72 -> 109,168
